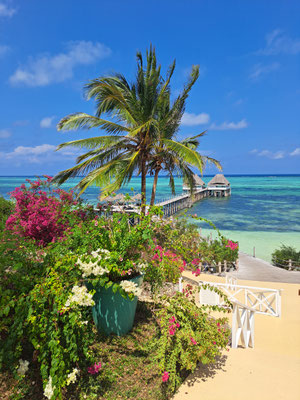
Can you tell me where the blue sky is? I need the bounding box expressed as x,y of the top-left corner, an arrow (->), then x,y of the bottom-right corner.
0,0 -> 299,175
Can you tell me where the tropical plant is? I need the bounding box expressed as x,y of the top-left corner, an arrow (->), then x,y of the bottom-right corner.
54,46 -> 214,214
272,244 -> 300,268
148,81 -> 221,205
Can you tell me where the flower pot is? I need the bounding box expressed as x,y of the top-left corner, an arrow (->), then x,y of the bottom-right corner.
91,275 -> 143,336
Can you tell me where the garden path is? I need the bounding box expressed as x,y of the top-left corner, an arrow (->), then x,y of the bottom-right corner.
232,252 -> 300,283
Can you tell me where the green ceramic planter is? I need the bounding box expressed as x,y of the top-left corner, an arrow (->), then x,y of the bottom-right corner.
91,275 -> 143,336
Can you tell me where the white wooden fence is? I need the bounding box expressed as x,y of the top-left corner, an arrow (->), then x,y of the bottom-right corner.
178,277 -> 283,349
231,300 -> 255,348
203,282 -> 282,318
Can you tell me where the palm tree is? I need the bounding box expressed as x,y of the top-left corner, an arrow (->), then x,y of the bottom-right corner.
54,46 -> 213,214
148,77 -> 222,205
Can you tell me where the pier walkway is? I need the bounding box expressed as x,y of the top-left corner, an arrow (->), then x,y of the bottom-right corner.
233,252 -> 300,284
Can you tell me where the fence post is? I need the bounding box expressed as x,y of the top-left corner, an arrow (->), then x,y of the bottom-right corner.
224,260 -> 227,272
199,261 -> 202,272
218,261 -> 222,274
288,259 -> 292,270
253,247 -> 256,258
236,258 -> 239,271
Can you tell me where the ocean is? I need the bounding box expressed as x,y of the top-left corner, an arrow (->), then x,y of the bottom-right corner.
1,175 -> 299,262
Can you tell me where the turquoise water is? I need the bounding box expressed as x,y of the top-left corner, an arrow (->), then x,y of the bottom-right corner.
1,175 -> 299,261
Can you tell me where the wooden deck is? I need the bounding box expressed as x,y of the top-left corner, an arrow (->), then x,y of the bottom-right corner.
155,186 -> 230,217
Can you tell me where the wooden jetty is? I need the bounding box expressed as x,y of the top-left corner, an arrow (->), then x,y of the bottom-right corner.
156,174 -> 231,217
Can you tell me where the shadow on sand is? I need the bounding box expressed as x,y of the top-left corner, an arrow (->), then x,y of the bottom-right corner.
184,355 -> 228,387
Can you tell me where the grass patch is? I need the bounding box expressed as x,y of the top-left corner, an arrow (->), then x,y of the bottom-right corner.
0,302 -> 170,400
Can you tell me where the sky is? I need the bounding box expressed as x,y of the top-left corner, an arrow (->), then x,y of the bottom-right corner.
0,0 -> 299,176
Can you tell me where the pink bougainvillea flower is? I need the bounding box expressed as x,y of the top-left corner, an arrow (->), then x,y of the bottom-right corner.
226,240 -> 238,251
169,316 -> 176,323
88,362 -> 102,375
168,325 -> 176,336
213,341 -> 216,345
192,268 -> 201,277
190,337 -> 197,345
162,371 -> 169,382
179,266 -> 185,273
176,323 -> 180,328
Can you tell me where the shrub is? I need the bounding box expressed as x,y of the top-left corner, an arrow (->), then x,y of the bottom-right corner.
5,177 -> 81,246
154,288 -> 231,393
144,245 -> 185,294
0,196 -> 14,231
271,244 -> 300,268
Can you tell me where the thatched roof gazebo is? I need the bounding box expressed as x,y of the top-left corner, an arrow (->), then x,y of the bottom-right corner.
207,174 -> 230,187
192,174 -> 205,187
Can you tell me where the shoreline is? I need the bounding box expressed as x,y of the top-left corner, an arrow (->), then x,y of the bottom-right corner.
199,228 -> 299,263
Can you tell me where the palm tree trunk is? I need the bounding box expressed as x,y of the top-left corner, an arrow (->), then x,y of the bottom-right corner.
141,157 -> 147,216
150,168 -> 160,206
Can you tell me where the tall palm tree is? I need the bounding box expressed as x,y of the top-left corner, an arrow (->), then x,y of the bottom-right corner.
54,46 -> 210,214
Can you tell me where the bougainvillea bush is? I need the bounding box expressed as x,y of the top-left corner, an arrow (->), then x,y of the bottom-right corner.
5,177 -> 92,246
0,182 -> 233,399
152,215 -> 239,268
154,288 -> 231,394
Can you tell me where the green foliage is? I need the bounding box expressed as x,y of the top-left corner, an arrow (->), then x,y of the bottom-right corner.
0,196 -> 14,231
271,244 -> 300,268
152,216 -> 238,267
153,288 -> 231,393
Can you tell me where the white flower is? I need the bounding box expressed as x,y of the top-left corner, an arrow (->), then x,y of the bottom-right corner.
77,259 -> 109,278
17,359 -> 29,375
66,368 -> 79,385
120,280 -> 142,297
77,250 -> 110,277
138,262 -> 148,273
65,286 -> 95,308
90,248 -> 110,259
44,376 -> 55,399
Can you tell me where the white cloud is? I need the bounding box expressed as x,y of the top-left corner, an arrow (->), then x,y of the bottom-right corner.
290,148 -> 300,156
257,150 -> 285,159
40,116 -> 55,128
258,29 -> 300,56
10,41 -> 111,87
2,143 -> 80,164
209,119 -> 248,131
249,62 -> 280,81
0,3 -> 16,17
0,129 -> 11,138
249,149 -> 258,154
181,112 -> 210,126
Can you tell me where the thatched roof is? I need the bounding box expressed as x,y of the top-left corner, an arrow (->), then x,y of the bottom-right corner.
192,174 -> 205,186
207,174 -> 230,186
132,193 -> 142,201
